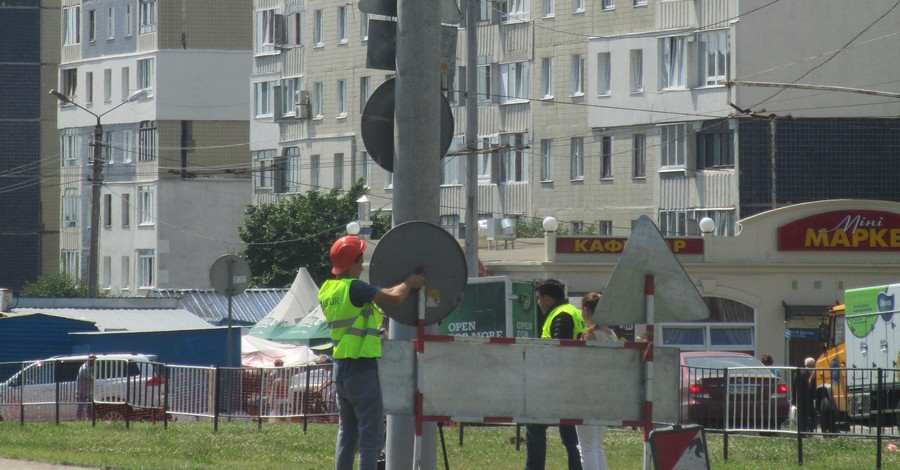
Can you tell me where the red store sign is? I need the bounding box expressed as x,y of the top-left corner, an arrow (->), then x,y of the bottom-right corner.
777,210 -> 900,251
556,237 -> 704,255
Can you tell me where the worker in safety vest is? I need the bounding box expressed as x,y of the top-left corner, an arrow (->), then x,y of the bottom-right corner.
318,235 -> 425,470
526,278 -> 585,470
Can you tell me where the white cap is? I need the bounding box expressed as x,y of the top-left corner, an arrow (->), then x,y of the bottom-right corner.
804,357 -> 816,367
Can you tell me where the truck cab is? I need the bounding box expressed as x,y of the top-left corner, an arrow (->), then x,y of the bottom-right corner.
815,304 -> 849,432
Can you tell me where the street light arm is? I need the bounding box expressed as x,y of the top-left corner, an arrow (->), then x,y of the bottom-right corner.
98,88 -> 149,119
49,89 -> 99,120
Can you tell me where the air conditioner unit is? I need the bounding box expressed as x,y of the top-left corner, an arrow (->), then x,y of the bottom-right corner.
294,90 -> 310,120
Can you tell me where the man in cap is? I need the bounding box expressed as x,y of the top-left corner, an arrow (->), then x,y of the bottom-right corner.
319,235 -> 425,470
76,354 -> 96,420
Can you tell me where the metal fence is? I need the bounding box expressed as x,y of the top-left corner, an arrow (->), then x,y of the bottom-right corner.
0,360 -> 337,430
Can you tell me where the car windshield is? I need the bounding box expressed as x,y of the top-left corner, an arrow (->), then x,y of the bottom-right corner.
684,355 -> 765,369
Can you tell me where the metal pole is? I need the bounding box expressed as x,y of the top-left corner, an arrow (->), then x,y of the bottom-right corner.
226,260 -> 234,369
88,119 -> 103,297
388,0 -> 441,467
464,0 -> 478,278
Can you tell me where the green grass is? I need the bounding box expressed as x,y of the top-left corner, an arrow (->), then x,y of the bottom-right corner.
0,421 -> 898,469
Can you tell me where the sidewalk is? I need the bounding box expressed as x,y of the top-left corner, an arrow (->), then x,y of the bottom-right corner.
0,458 -> 100,469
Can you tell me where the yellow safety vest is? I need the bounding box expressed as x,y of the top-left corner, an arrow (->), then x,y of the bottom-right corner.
319,278 -> 384,359
541,303 -> 586,340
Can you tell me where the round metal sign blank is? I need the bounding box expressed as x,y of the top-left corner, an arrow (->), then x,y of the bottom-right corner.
369,221 -> 467,326
209,254 -> 252,297
361,78 -> 454,172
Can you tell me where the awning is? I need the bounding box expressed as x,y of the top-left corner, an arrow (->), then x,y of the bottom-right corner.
782,302 -> 832,321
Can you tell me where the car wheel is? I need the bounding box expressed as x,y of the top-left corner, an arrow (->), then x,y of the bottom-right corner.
99,404 -> 129,421
820,397 -> 836,433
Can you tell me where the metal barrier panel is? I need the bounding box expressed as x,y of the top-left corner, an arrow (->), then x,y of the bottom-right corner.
248,364 -> 336,421
166,365 -> 216,419
680,365 -> 791,432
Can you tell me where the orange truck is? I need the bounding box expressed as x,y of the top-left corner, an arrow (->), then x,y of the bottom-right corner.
814,284 -> 900,432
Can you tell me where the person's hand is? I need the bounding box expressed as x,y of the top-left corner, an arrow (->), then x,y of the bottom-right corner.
405,273 -> 426,290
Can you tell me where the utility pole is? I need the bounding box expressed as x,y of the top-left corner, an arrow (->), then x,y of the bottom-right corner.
464,0 -> 478,278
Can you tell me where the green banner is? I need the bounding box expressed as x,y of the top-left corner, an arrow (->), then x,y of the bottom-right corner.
512,281 -> 538,338
845,284 -> 899,338
439,281 -> 506,337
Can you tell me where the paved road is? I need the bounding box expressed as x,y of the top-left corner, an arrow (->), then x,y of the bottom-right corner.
0,458 -> 100,469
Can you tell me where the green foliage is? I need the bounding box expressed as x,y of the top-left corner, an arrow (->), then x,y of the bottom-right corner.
19,273 -> 91,298
237,180 -> 368,287
515,215 -> 574,238
369,210 -> 392,239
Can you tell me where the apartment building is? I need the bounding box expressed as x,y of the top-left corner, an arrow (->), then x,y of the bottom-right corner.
55,0 -> 253,294
0,1 -> 61,290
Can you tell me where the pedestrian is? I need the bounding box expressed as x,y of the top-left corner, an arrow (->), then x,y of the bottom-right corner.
268,359 -> 289,419
761,353 -> 781,379
575,292 -> 616,470
318,235 -> 426,470
75,354 -> 96,420
792,357 -> 817,432
525,279 -> 585,470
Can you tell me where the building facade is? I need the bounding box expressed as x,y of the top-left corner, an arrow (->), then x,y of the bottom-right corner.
0,0 -> 61,290
55,0 -> 253,294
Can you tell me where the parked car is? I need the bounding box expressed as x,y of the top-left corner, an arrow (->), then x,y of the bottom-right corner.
0,353 -> 164,422
680,351 -> 790,430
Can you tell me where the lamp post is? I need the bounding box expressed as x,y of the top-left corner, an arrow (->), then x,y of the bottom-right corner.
50,88 -> 148,297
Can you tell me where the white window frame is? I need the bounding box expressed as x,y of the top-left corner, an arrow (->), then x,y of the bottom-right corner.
659,123 -> 686,168
313,82 -> 324,118
360,76 -> 371,114
501,0 -> 530,23
699,30 -> 730,86
541,58 -> 553,99
543,0 -> 554,17
334,153 -> 344,189
256,9 -> 277,54
361,12 -> 369,41
103,194 -> 112,227
88,9 -> 96,42
121,67 -> 130,101
500,133 -> 528,183
284,147 -> 301,193
337,6 -> 347,43
313,10 -> 324,47
281,77 -> 301,118
122,129 -> 134,163
137,249 -> 155,288
361,151 -> 371,188
384,169 -> 393,189
85,72 -> 93,105
598,220 -> 613,236
60,69 -> 77,100
138,185 -> 154,225
62,130 -> 80,167
137,58 -> 153,95
630,49 -> 643,93
540,139 -> 552,181
125,5 -> 133,37
661,36 -> 687,89
107,7 -> 114,40
601,135 -> 613,178
103,256 -> 112,289
104,130 -> 113,163
570,137 -> 584,181
499,61 -> 529,104
336,79 -> 347,118
254,81 -> 273,118
633,134 -> 646,177
63,6 -> 81,46
602,0 -> 615,11
310,154 -> 321,189
61,250 -> 79,278
477,56 -> 491,105
138,121 -> 156,161
597,52 -> 611,96
570,54 -> 584,96
62,188 -> 79,228
121,256 -> 130,291
254,150 -> 275,190
139,0 -> 157,34
122,192 -> 131,227
103,69 -> 112,103
573,0 -> 585,14
634,0 -> 647,6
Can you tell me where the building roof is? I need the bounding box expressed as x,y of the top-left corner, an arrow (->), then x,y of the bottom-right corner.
7,308 -> 214,332
150,288 -> 288,326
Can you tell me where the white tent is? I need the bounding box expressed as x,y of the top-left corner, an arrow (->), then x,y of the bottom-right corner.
241,335 -> 321,368
248,268 -> 330,344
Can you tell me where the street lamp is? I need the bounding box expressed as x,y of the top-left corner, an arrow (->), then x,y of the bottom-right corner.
50,88 -> 148,297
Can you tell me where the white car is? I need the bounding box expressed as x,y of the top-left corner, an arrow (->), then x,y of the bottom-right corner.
0,353 -> 164,422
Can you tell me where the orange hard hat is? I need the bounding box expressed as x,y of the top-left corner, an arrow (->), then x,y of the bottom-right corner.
329,236 -> 367,275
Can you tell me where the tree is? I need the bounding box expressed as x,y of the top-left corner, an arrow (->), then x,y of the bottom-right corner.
238,180 -> 368,287
20,273 -> 90,298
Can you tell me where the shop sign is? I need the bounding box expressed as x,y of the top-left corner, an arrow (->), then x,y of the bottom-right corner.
556,237 -> 703,255
777,210 -> 900,251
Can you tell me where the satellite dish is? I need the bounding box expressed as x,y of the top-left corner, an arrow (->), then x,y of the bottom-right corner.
361,78 -> 454,172
369,221 -> 467,325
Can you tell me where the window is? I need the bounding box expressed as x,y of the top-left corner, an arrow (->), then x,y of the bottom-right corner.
139,0 -> 157,34
310,154 -> 320,189
501,0 -> 529,22
62,188 -> 78,228
597,52 -> 611,96
122,129 -> 134,163
660,124 -> 686,168
103,194 -> 112,227
543,0 -> 554,17
103,69 -> 112,102
699,30 -> 730,86
540,139 -> 552,181
314,10 -> 324,46
63,6 -> 81,45
570,54 -> 584,96
103,256 -> 112,288
137,249 -> 155,288
361,151 -> 371,187
61,130 -> 80,167
121,67 -> 130,101
137,58 -> 153,95
634,0 -> 647,5
61,250 -> 79,278
334,153 -> 344,189
570,137 -> 584,180
313,82 -> 324,118
659,210 -> 689,236
281,77 -> 301,117
598,220 -> 613,235
336,80 -> 347,117
630,49 -> 643,93
661,36 -> 686,89
254,82 -> 273,118
284,147 -> 301,193
442,152 -> 461,185
254,150 -> 275,190
85,72 -> 93,104
60,69 -> 77,100
477,56 -> 492,105
138,121 -> 156,161
359,76 -> 371,114
122,193 -> 131,227
633,134 -> 646,177
697,121 -> 734,168
500,133 -> 527,182
104,130 -> 113,163
138,185 -> 154,225
440,215 -> 461,238
361,12 -> 369,41
384,169 -> 393,189
602,0 -> 615,10
337,6 -> 347,43
256,9 -> 277,53
601,136 -> 612,178
573,0 -> 585,13
541,58 -> 553,98
88,10 -> 96,42
287,12 -> 304,46
121,256 -> 130,290
125,5 -> 133,37
695,209 -> 736,236
477,137 -> 494,180
478,0 -> 492,21
499,62 -> 528,103
106,8 -> 114,40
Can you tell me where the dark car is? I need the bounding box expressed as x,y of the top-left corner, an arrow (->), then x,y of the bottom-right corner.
680,351 -> 790,430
